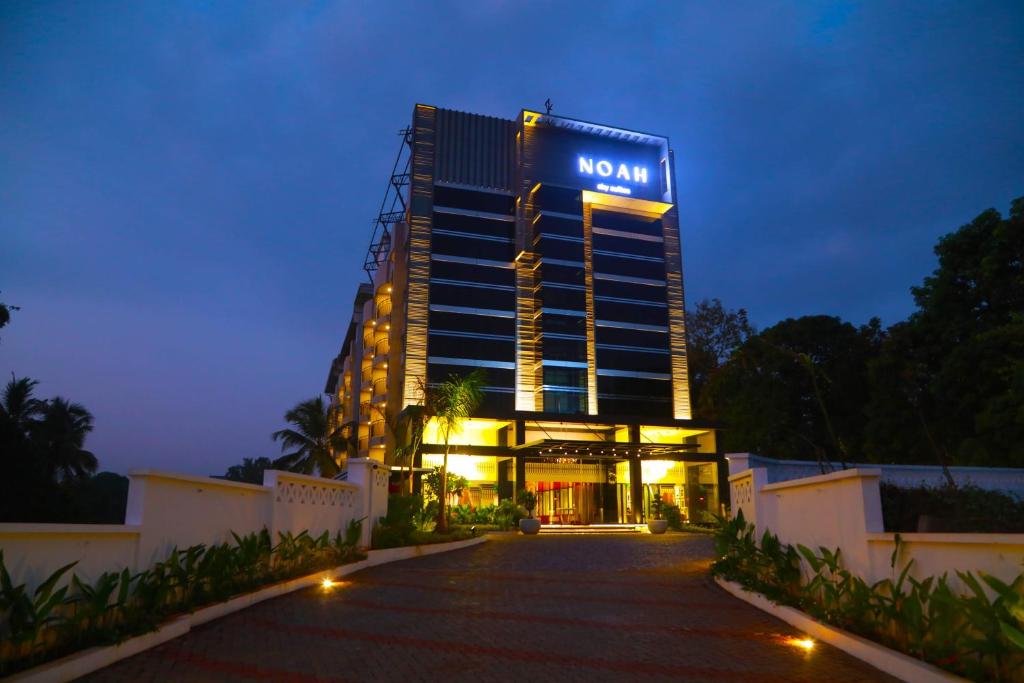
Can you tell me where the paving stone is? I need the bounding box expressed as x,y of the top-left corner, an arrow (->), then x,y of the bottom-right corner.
85,534 -> 896,682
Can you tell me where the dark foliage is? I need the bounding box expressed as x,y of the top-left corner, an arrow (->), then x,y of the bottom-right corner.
703,196 -> 1023,469
221,457 -> 274,485
371,494 -> 474,549
0,377 -> 113,522
880,483 -> 1024,533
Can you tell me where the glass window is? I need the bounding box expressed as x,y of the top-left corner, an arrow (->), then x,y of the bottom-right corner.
542,366 -> 588,388
596,325 -> 669,349
592,234 -> 665,258
542,338 -> 587,362
432,234 -> 514,262
537,286 -> 586,311
535,213 -> 583,238
428,334 -> 514,362
597,375 -> 672,398
597,396 -> 672,418
594,279 -> 667,303
431,259 -> 514,286
430,282 -> 515,310
535,236 -> 585,262
591,209 -> 663,237
538,262 -> 585,285
540,313 -> 587,336
596,348 -> 671,374
593,254 -> 666,280
544,390 -> 587,415
433,211 -> 514,239
428,363 -> 514,388
429,310 -> 514,336
535,185 -> 582,215
434,186 -> 514,215
595,300 -> 669,327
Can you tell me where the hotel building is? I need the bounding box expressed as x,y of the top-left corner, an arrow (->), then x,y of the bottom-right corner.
325,105 -> 723,524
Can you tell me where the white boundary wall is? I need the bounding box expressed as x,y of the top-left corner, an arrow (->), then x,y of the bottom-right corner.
729,463 -> 1024,590
0,459 -> 390,591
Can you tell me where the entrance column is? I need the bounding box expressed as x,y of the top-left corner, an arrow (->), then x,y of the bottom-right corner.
628,424 -> 643,523
514,419 -> 526,494
515,456 -> 526,494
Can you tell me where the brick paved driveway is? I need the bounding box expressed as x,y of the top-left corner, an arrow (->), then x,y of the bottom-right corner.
87,533 -> 894,682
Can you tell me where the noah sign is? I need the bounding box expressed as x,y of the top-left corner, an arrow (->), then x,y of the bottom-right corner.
577,156 -> 650,184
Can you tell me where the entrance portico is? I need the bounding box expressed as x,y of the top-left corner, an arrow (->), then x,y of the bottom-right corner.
414,413 -> 725,525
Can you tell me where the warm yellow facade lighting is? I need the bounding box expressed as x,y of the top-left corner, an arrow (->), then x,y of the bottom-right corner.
581,190 -> 673,216
422,418 -> 510,447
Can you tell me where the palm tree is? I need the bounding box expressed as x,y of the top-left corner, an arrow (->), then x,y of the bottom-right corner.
34,396 -> 98,481
1,376 -> 43,434
271,396 -> 346,477
431,369 -> 485,533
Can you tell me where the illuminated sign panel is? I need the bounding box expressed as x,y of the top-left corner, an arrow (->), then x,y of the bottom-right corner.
524,119 -> 671,203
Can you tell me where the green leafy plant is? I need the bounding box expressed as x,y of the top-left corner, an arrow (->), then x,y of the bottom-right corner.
517,489 -> 537,519
712,514 -> 1024,681
0,525 -> 367,676
649,491 -> 666,520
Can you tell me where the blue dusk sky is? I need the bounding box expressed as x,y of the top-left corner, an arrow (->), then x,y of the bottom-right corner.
2,2 -> 1022,476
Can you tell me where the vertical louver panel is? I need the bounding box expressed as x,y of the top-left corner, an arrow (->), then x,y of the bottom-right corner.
663,205 -> 692,420
403,105 -> 436,409
435,109 -> 515,191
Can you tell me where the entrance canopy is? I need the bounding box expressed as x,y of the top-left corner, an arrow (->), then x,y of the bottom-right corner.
512,439 -> 701,460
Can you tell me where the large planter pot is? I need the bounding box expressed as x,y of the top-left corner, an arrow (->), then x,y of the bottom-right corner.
519,517 -> 541,535
648,519 -> 669,534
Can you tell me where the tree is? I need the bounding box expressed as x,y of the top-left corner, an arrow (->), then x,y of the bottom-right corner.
222,457 -> 274,485
390,404 -> 426,494
0,377 -> 103,521
33,397 -> 98,481
701,315 -> 876,464
423,466 -> 468,508
271,396 -> 346,477
865,196 -> 1024,468
685,298 -> 755,415
0,291 -> 19,341
429,369 -> 485,533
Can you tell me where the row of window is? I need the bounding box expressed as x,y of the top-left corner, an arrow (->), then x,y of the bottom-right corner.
428,334 -> 514,362
533,185 -> 582,215
434,210 -> 514,240
430,281 -> 515,310
534,212 -> 583,238
434,185 -> 515,215
598,396 -> 671,418
595,299 -> 669,327
432,233 -> 514,262
591,209 -> 663,237
427,305 -> 669,352
593,253 -> 666,280
431,258 -> 514,287
427,362 -> 514,389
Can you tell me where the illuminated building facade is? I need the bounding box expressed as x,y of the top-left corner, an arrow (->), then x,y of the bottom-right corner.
325,105 -> 724,524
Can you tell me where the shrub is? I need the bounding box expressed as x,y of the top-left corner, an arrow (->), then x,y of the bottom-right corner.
712,511 -> 1024,681
0,526 -> 365,676
664,505 -> 683,531
493,499 -> 522,530
880,483 -> 1024,533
